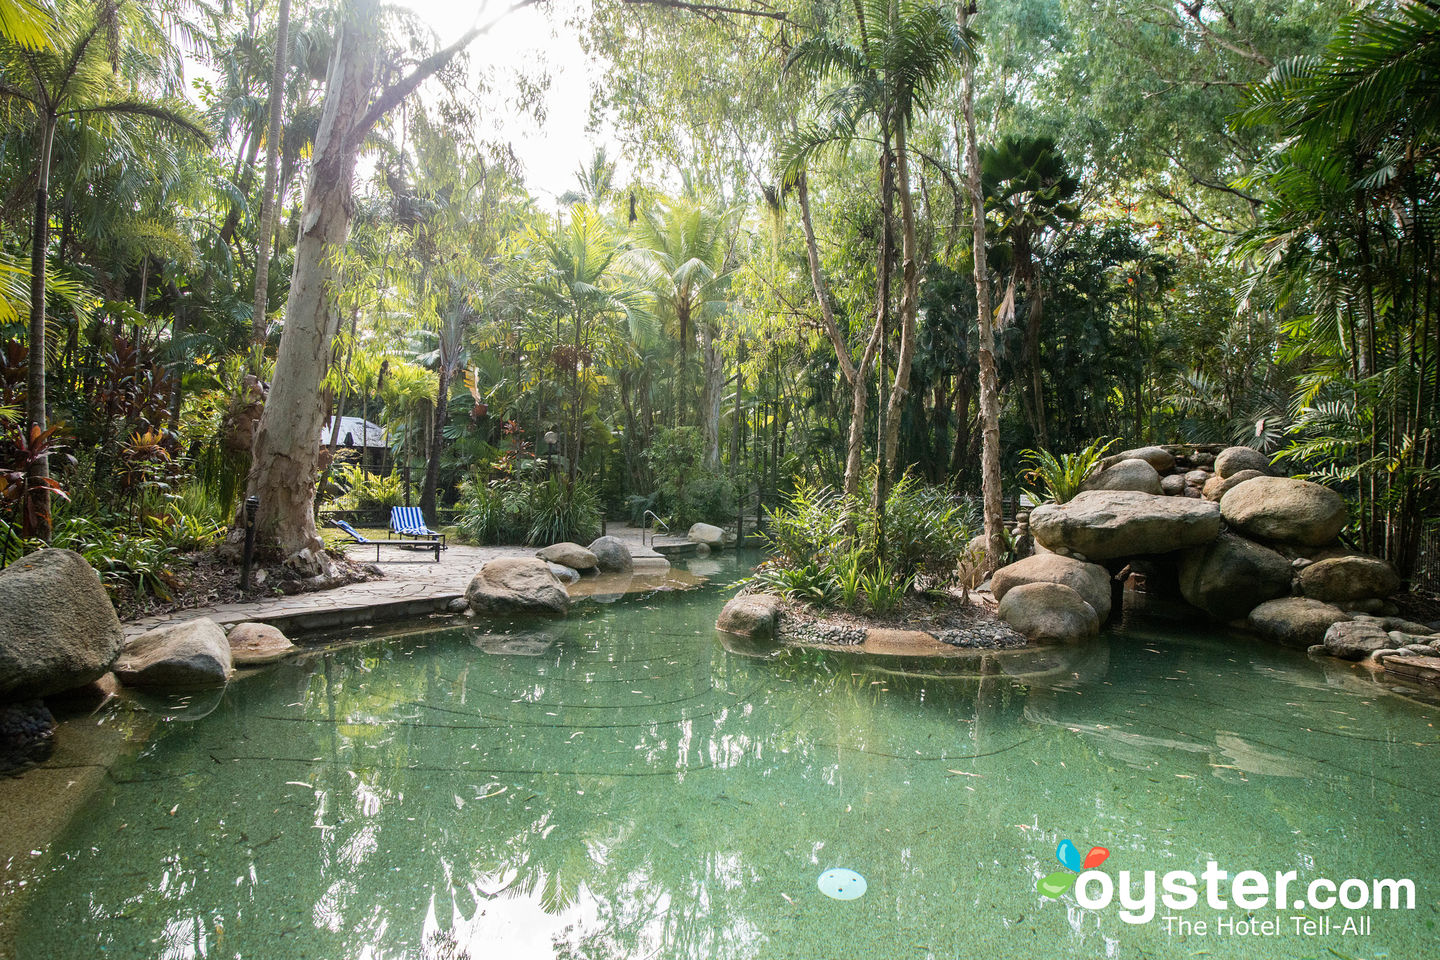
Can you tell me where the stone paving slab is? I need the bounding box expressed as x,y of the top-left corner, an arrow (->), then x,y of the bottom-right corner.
122,526 -> 672,639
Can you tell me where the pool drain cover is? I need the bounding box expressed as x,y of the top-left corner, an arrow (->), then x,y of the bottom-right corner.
818,868 -> 867,900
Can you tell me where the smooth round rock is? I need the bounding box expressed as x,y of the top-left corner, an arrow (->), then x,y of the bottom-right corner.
716,593 -> 782,639
1115,446 -> 1176,472
1030,490 -> 1222,561
997,582 -> 1100,643
1083,459 -> 1163,495
0,548 -> 124,700
1160,474 -> 1187,496
115,618 -> 233,689
1297,554 -> 1400,603
1215,446 -> 1273,478
687,523 -> 726,547
536,542 -> 598,571
818,868 -> 867,901
545,562 -> 582,585
227,622 -> 298,666
586,536 -> 634,574
1178,532 -> 1293,621
991,554 -> 1112,622
1202,469 -> 1264,502
1247,598 -> 1351,649
1220,477 -> 1347,546
465,558 -> 570,617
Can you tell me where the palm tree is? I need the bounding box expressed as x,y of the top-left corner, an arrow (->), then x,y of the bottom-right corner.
981,134 -> 1079,450
627,196 -> 737,470
0,0 -> 207,538
782,0 -> 964,510
524,205 -> 638,482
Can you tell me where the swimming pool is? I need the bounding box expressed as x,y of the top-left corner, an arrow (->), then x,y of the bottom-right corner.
9,552 -> 1438,958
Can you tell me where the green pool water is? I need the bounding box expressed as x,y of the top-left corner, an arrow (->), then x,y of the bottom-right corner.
11,552 -> 1440,959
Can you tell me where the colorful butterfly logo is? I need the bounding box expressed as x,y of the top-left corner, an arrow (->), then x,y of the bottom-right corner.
1037,839 -> 1110,897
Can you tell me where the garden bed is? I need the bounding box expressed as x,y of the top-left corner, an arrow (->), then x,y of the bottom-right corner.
765,589 -> 1027,654
117,549 -> 381,621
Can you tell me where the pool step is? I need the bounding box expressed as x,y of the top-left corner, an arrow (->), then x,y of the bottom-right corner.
650,536 -> 698,557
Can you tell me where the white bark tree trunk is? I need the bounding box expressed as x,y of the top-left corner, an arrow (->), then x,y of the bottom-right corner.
240,0 -> 514,563
244,2 -> 379,560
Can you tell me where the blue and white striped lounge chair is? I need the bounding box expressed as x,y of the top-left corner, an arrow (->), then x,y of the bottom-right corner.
330,518 -> 440,561
388,506 -> 446,549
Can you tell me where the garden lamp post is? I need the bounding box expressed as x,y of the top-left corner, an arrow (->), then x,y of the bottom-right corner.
543,431 -> 559,474
241,495 -> 259,592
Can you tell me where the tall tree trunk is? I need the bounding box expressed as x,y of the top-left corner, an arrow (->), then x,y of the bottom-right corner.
24,113 -> 58,541
959,3 -> 1004,572
700,320 -> 723,470
420,365 -> 450,521
795,172 -> 880,506
240,0 -> 503,562
251,0 -> 292,347
884,120 -> 920,476
243,4 -> 381,561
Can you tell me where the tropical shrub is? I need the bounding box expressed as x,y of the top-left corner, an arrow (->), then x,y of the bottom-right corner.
453,474 -> 601,546
642,426 -> 735,528
1019,438 -> 1117,504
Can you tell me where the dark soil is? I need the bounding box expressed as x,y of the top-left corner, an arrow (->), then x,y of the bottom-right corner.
116,550 -> 382,621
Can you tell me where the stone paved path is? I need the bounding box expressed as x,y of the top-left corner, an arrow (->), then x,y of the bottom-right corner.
123,525 -> 672,638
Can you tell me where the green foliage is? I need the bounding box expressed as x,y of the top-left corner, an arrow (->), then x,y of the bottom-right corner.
642,426 -> 734,528
1019,438 -> 1117,504
861,560 -> 913,615
453,474 -> 601,546
49,515 -> 177,600
748,561 -> 839,606
830,547 -> 868,610
330,465 -> 409,513
758,473 -> 975,612
762,479 -> 848,568
870,474 -> 978,584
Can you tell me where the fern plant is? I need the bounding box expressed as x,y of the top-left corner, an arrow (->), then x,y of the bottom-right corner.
1019,437 -> 1117,504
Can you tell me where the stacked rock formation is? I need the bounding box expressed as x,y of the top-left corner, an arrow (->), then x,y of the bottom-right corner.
991,444 -> 1404,650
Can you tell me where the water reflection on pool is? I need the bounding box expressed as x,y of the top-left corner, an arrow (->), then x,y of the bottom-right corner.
12,553 -> 1440,959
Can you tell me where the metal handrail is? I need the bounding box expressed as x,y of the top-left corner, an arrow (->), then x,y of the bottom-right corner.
642,510 -> 669,546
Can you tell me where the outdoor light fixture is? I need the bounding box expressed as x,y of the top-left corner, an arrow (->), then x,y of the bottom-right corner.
241,495 -> 259,592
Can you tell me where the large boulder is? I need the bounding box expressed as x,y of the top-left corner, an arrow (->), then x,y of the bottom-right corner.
0,548 -> 124,700
1177,532 -> 1293,621
1321,620 -> 1394,661
1029,490 -> 1222,561
227,622 -> 298,666
115,618 -> 233,688
1297,554 -> 1401,604
997,582 -> 1100,643
465,558 -> 570,617
688,522 -> 726,548
1082,458 -> 1163,495
1248,598 -> 1351,649
1115,446 -> 1176,472
536,542 -> 598,572
586,536 -> 634,574
1215,446 -> 1273,478
991,554 -> 1112,622
1202,469 -> 1264,502
717,593 -> 782,639
1220,477 -> 1347,546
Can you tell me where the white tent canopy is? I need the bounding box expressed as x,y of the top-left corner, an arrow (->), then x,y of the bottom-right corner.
321,416 -> 388,449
